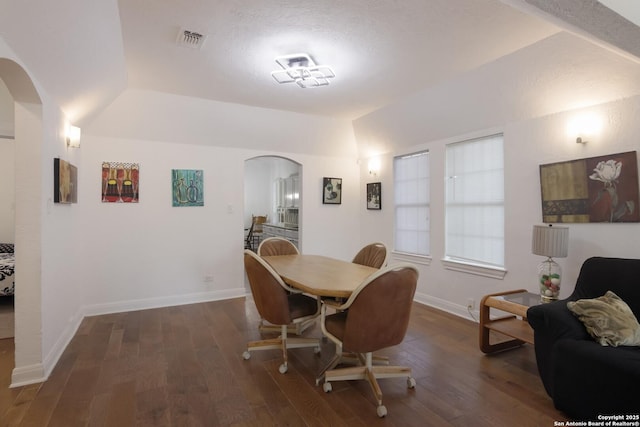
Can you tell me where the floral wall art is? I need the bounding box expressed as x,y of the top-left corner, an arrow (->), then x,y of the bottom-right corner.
539,151 -> 639,223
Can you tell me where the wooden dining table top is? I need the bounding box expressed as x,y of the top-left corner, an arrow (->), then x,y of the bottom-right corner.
261,254 -> 378,298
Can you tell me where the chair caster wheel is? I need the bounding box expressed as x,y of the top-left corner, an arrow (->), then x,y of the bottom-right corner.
323,382 -> 332,393
377,405 -> 387,418
242,351 -> 251,360
278,363 -> 288,374
407,377 -> 416,388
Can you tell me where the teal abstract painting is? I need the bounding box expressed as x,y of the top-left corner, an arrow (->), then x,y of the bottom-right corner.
172,169 -> 204,207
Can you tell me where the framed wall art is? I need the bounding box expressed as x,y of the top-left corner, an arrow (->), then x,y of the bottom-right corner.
102,162 -> 140,203
172,169 -> 204,207
367,182 -> 381,210
539,151 -> 639,223
53,158 -> 78,204
323,177 -> 342,204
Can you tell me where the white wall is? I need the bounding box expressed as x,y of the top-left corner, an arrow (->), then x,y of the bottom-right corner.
0,137 -> 14,242
78,89 -> 362,315
352,31 -> 640,319
0,78 -> 14,138
354,95 -> 640,320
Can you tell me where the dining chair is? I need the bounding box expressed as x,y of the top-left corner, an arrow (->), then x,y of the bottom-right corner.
244,221 -> 255,251
319,263 -> 418,417
257,236 -> 299,256
352,242 -> 389,269
257,237 -> 316,336
251,215 -> 268,248
242,250 -> 320,374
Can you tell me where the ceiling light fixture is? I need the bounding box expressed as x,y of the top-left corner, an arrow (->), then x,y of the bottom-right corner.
271,53 -> 335,88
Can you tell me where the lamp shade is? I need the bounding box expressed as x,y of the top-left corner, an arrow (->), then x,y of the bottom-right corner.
532,224 -> 569,258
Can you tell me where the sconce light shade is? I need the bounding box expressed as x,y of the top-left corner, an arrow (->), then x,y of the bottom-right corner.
532,224 -> 569,301
66,125 -> 81,148
368,157 -> 381,176
567,113 -> 602,145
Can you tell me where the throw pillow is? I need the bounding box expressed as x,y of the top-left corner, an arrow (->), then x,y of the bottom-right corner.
567,291 -> 640,347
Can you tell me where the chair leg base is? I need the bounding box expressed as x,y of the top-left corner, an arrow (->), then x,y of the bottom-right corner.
244,336 -> 320,374
323,363 -> 414,417
259,318 -> 316,336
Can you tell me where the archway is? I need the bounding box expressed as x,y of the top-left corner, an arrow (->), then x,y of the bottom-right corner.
244,155 -> 302,254
0,58 -> 44,387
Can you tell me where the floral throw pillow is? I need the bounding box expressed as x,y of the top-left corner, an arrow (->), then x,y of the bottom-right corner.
567,291 -> 640,347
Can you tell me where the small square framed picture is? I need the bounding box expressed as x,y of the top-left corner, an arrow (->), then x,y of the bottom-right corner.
323,177 -> 342,204
367,182 -> 381,210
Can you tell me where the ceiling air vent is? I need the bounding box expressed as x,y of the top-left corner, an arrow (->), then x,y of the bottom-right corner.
176,28 -> 207,49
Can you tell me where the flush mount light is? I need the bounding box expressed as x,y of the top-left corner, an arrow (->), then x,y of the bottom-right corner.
271,53 -> 335,88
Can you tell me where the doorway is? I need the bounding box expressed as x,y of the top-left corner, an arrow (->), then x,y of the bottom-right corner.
244,156 -> 302,252
0,57 -> 44,387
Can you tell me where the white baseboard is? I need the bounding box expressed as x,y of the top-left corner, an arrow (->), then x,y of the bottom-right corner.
414,291 -> 479,323
82,288 -> 246,317
12,288 -> 246,388
10,363 -> 45,388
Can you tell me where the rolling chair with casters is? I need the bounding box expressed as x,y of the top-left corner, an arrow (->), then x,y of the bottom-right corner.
242,250 -> 320,373
256,237 -> 317,336
351,242 -> 389,268
257,236 -> 299,256
319,263 -> 418,417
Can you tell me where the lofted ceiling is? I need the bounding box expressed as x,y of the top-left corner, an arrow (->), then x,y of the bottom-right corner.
118,0 -> 561,120
0,0 -> 639,125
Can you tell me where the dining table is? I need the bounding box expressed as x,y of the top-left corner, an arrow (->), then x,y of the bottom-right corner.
261,253 -> 393,385
261,254 -> 378,298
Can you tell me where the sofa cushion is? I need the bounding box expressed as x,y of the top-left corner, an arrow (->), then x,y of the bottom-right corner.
567,291 -> 640,347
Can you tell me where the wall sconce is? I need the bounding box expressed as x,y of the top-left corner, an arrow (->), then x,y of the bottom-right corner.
368,157 -> 381,176
566,112 -> 602,144
66,125 -> 81,148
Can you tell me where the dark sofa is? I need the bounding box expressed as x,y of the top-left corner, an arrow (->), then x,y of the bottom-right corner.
527,257 -> 640,419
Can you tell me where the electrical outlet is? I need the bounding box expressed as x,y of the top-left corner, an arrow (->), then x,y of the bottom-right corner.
466,298 -> 475,310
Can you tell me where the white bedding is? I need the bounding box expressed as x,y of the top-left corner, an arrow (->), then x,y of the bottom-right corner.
0,253 -> 15,296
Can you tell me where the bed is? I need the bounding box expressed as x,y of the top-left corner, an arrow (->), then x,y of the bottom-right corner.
0,243 -> 15,296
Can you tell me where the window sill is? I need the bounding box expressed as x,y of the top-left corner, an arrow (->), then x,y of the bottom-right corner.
391,251 -> 432,266
441,258 -> 506,279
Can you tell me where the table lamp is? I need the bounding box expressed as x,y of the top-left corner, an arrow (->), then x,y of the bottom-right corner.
532,224 -> 569,302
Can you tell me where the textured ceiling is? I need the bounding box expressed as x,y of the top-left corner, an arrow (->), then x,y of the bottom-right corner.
117,0 -> 561,120
1,0 -> 639,125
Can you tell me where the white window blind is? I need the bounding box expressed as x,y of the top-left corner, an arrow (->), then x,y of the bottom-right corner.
394,151 -> 430,256
445,134 -> 504,267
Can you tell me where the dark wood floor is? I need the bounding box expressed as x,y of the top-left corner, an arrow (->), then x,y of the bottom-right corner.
0,298 -> 566,426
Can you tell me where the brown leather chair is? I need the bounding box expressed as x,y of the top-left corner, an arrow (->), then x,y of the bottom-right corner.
256,237 -> 314,335
352,242 -> 388,269
242,250 -> 320,373
258,236 -> 299,256
319,263 -> 418,417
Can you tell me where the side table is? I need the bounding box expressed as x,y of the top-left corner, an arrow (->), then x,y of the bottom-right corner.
479,289 -> 542,354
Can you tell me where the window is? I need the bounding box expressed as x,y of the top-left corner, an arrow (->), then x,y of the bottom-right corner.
394,151 -> 430,257
445,134 -> 504,274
